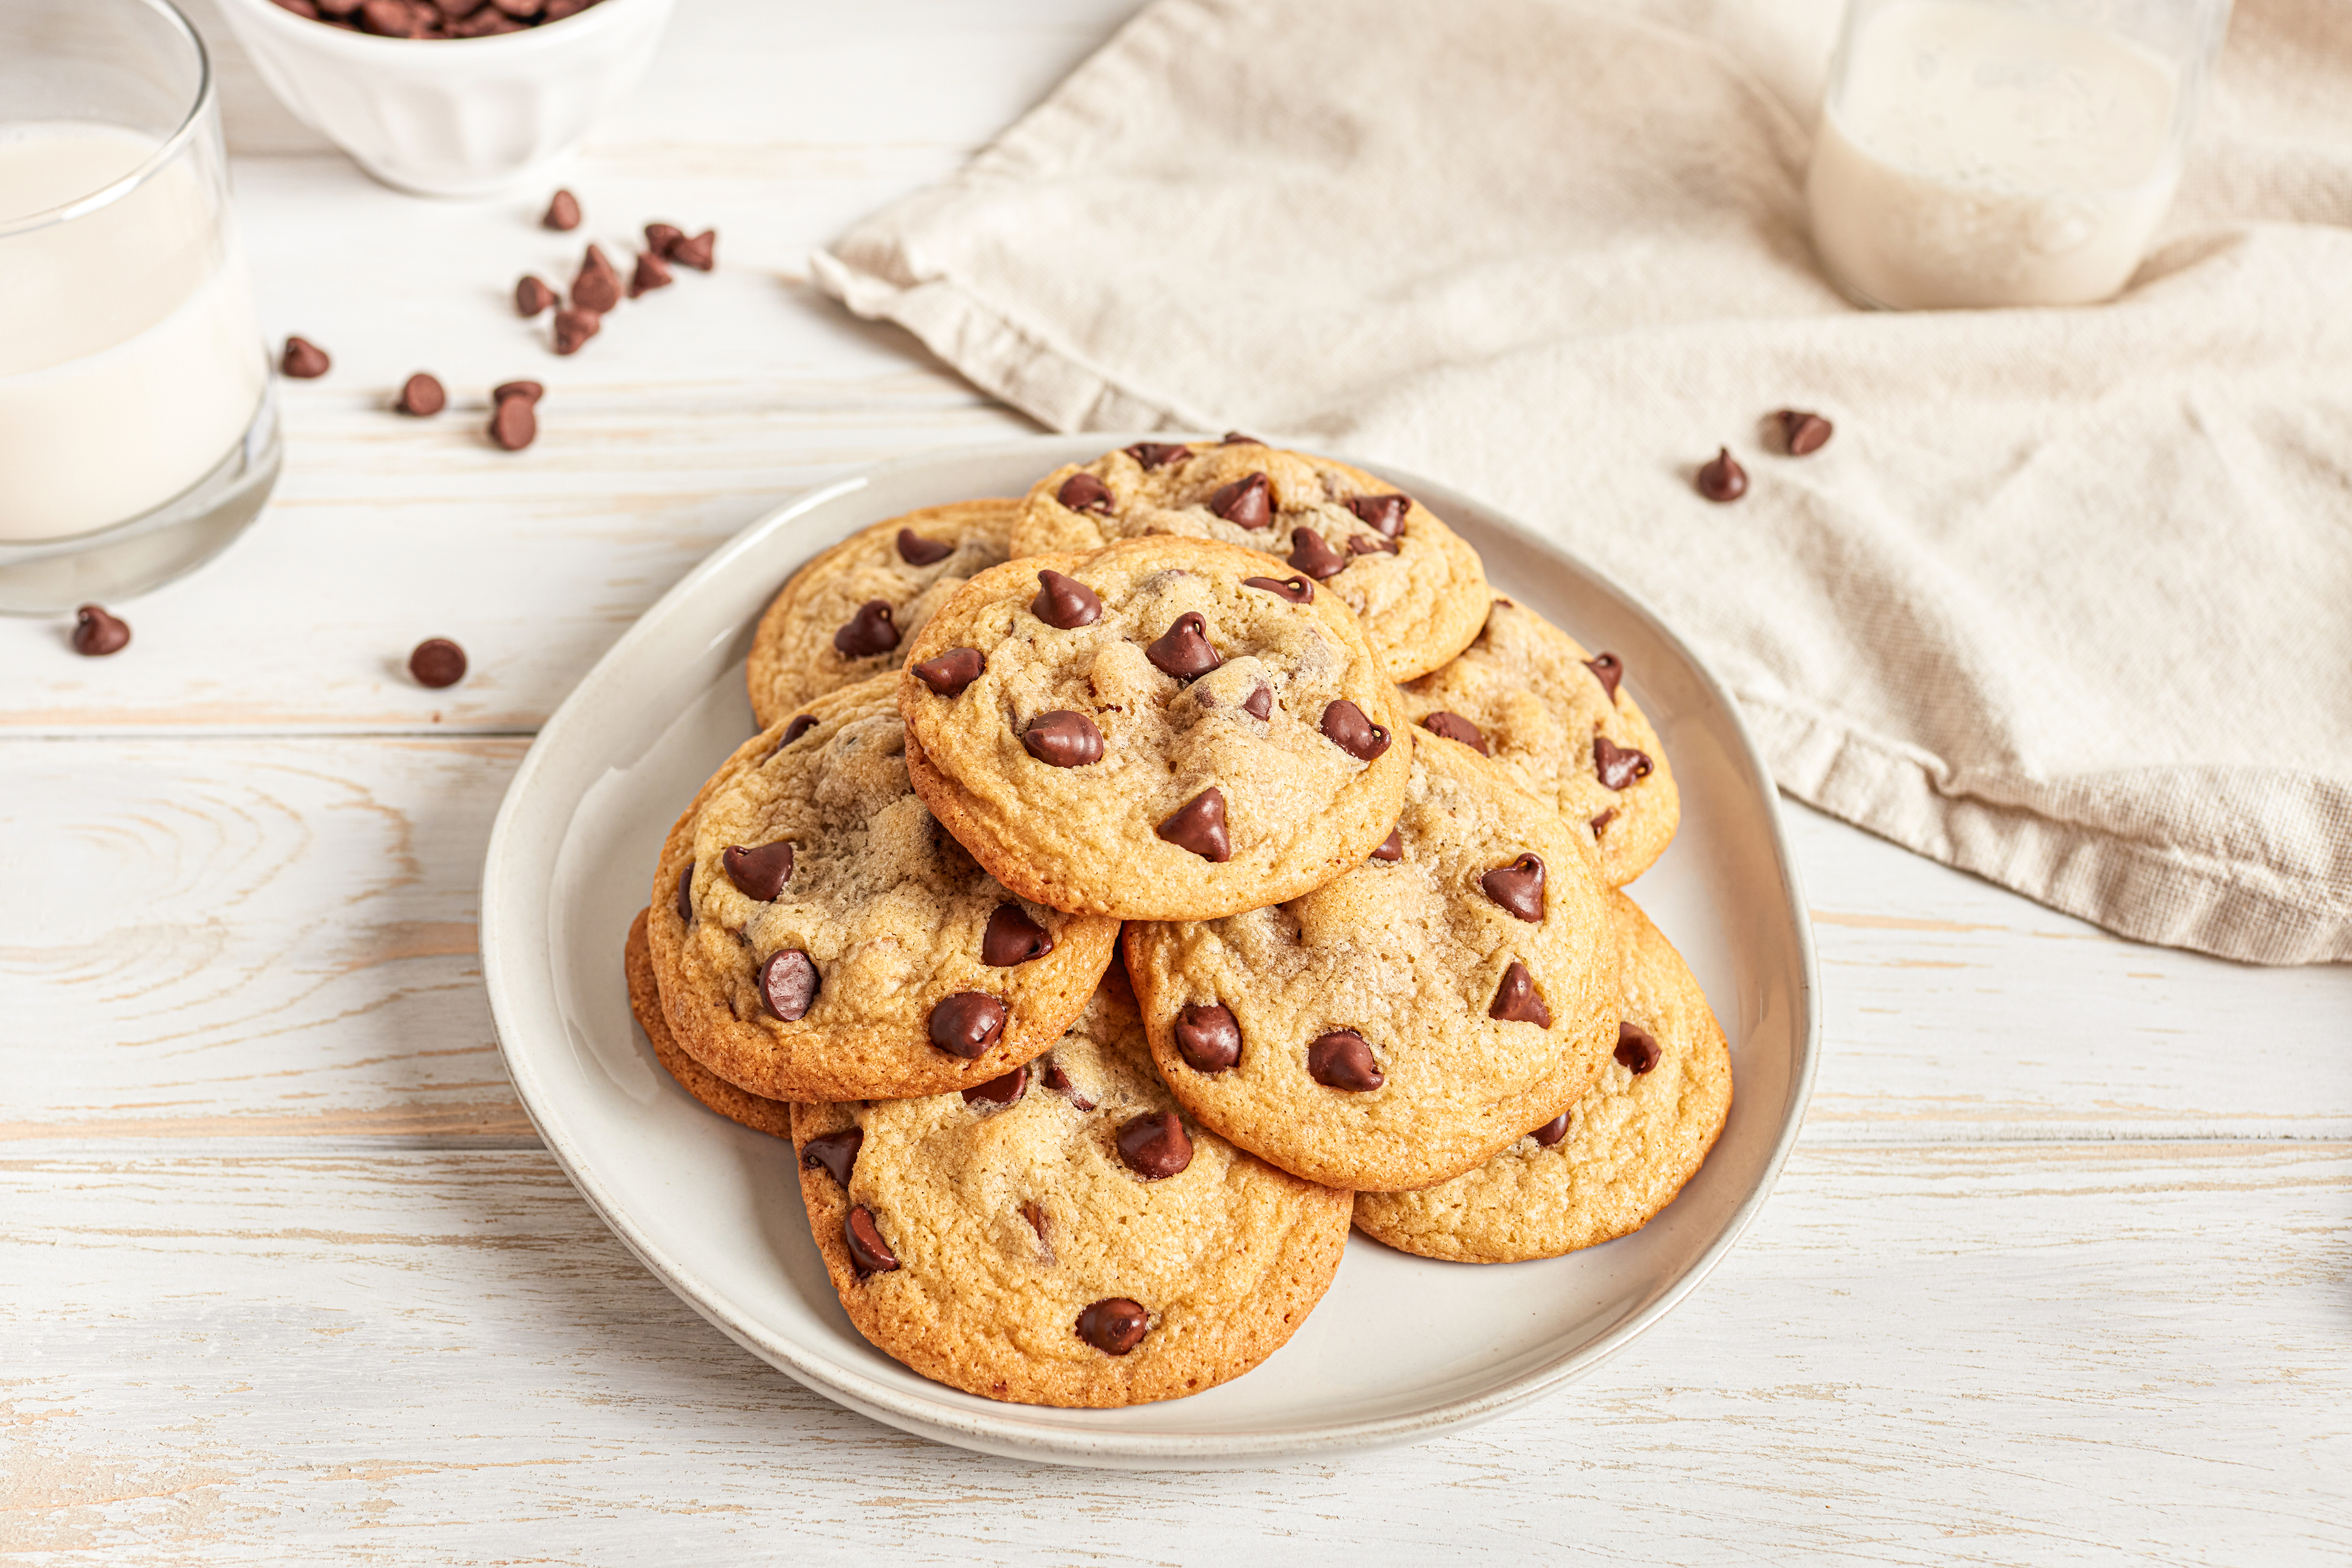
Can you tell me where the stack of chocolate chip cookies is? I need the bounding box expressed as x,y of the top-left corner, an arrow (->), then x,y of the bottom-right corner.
624,435 -> 1733,1408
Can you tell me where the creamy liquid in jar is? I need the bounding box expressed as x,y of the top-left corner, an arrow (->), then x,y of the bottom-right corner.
1807,0 -> 2183,310
0,122 -> 267,541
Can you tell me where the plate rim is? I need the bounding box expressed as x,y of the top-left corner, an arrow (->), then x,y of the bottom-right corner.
480,434 -> 1821,1467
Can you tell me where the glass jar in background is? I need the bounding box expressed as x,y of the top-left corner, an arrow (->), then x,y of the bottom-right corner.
0,0 -> 281,614
1806,0 -> 2233,311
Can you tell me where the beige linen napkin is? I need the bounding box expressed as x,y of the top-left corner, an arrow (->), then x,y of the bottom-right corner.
813,0 -> 2352,964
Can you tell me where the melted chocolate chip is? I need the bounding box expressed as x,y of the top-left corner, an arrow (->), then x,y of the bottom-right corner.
1594,736 -> 1654,791
281,336 -> 330,378
1696,447 -> 1748,502
1286,527 -> 1347,580
1481,854 -> 1546,922
1021,1202 -> 1054,1262
1242,574 -> 1313,603
1023,710 -> 1104,767
1219,431 -> 1264,446
1421,711 -> 1489,754
1616,1021 -> 1662,1075
912,646 -> 985,697
844,1205 -> 899,1274
963,1063 -> 1029,1106
1307,1031 -> 1383,1092
1489,961 -> 1551,1027
1056,472 -> 1114,514
674,864 -> 694,923
1116,1110 -> 1193,1180
981,902 -> 1054,966
1156,788 -> 1230,861
1531,1112 -> 1571,1147
1372,827 -> 1403,861
1241,685 -> 1273,721
1146,612 -> 1223,679
1319,699 -> 1390,761
408,638 -> 466,687
832,598 -> 900,657
1174,1004 -> 1241,1072
1041,1058 -> 1095,1111
1344,494 -> 1410,537
1584,652 -> 1624,703
395,372 -> 445,417
1208,471 -> 1273,529
801,1127 -> 861,1186
1125,442 -> 1193,470
1590,808 -> 1619,838
927,991 -> 1007,1058
722,840 -> 794,901
896,528 -> 954,566
1031,569 -> 1102,629
1347,534 -> 1399,556
759,950 -> 820,1021
1776,408 -> 1835,456
1077,1297 -> 1149,1355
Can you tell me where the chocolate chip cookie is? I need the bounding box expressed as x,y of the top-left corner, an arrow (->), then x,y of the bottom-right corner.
1398,596 -> 1679,886
746,498 -> 1018,731
624,907 -> 795,1139
648,675 -> 1122,1102
898,535 -> 1412,921
1122,737 -> 1617,1192
791,970 -> 1354,1407
1011,437 -> 1487,684
1352,890 -> 1733,1262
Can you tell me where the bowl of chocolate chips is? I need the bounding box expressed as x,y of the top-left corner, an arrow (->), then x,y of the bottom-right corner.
215,0 -> 676,197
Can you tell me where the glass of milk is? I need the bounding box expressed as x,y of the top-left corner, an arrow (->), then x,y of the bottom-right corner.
1807,0 -> 2232,310
0,0 -> 281,614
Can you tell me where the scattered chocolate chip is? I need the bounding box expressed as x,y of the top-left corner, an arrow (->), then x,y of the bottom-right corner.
1347,534 -> 1399,556
1590,808 -> 1618,838
1146,612 -> 1223,680
1481,853 -> 1546,922
927,992 -> 1006,1058
1174,1004 -> 1241,1073
778,713 -> 818,747
1421,711 -> 1489,754
674,864 -> 694,923
393,372 -> 446,417
281,336 -> 330,378
1318,699 -> 1390,761
1372,827 -> 1403,861
542,189 -> 581,230
628,249 -> 672,298
1219,431 -> 1264,446
963,1063 -> 1029,1106
1531,1112 -> 1571,1147
1023,710 -> 1104,767
1696,447 -> 1747,502
69,604 -> 131,657
844,1205 -> 899,1274
670,229 -> 716,271
1077,1298 -> 1148,1355
1041,1058 -> 1095,1111
1489,961 -> 1551,1027
1031,569 -> 1101,629
1116,1110 -> 1193,1179
1125,442 -> 1192,470
1020,1201 -> 1054,1261
514,275 -> 556,316
1286,527 -> 1346,581
912,646 -> 984,697
1343,494 -> 1410,537
759,950 -> 820,1021
1056,472 -> 1114,515
356,0 -> 429,33
493,379 -> 544,406
1617,1021 -> 1663,1074
1776,408 -> 1834,456
1156,788 -> 1230,861
552,306 -> 600,356
722,840 -> 794,901
981,902 -> 1054,966
1241,685 -> 1273,721
1307,1031 -> 1383,1091
643,222 -> 683,258
571,245 -> 621,314
408,637 -> 466,687
1584,652 -> 1624,703
1208,471 -> 1273,528
896,528 -> 954,566
801,1127 -> 861,1186
832,598 -> 899,656
1234,579 -> 1315,616
1594,736 -> 1654,791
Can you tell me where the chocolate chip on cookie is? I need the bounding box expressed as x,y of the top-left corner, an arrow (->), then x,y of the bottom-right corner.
1347,534 -> 1400,556
1174,1003 -> 1242,1072
963,1063 -> 1029,1106
1241,685 -> 1274,721
1242,573 -> 1313,603
1530,1111 -> 1571,1147
1422,711 -> 1489,754
1584,652 -> 1624,702
1489,961 -> 1551,1027
1041,1057 -> 1096,1111
913,647 -> 985,697
760,950 -> 820,1020
1481,854 -> 1546,922
928,991 -> 1008,1058
1344,493 -> 1410,538
1594,735 -> 1654,790
1020,1201 -> 1054,1261
1057,472 -> 1114,514
832,598 -> 899,656
1147,613 -> 1223,680
801,1127 -> 862,1185
1615,1021 -> 1662,1075
1286,527 -> 1346,581
1116,1110 -> 1193,1179
897,527 -> 955,566
1209,472 -> 1273,528
844,1205 -> 900,1275
1319,699 -> 1390,761
1372,827 -> 1403,861
981,902 -> 1055,966
1307,1031 -> 1383,1092
1031,568 -> 1102,629
1125,442 -> 1192,470
674,865 -> 695,923
777,713 -> 818,748
1077,1297 -> 1150,1355
1023,710 -> 1104,767
1590,808 -> 1618,838
722,840 -> 793,901
1156,788 -> 1230,862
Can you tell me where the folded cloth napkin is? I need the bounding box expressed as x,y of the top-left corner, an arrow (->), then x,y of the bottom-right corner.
814,0 -> 2352,964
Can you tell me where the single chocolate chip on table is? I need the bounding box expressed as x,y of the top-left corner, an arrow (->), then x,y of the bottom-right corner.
801,1127 -> 861,1186
670,229 -> 716,271
493,380 -> 544,406
832,598 -> 898,657
1371,827 -> 1403,861
571,244 -> 622,314
722,840 -> 794,901
1481,853 -> 1546,921
1696,447 -> 1748,502
1318,699 -> 1390,761
980,902 -> 1054,966
1489,961 -> 1551,1027
515,275 -> 556,316
1344,493 -> 1410,537
1531,1111 -> 1571,1147
1208,471 -> 1272,528
552,306 -> 599,356
1023,710 -> 1104,768
644,222 -> 684,258
1146,613 -> 1223,680
912,647 -> 984,697
1594,735 -> 1654,790
1242,574 -> 1312,603
1116,1110 -> 1193,1180
1616,1021 -> 1663,1074
281,336 -> 330,378
1174,1003 -> 1242,1073
1156,788 -> 1230,861
963,1063 -> 1028,1107
760,950 -> 820,1021
70,605 -> 131,657
1286,527 -> 1346,581
1077,1298 -> 1149,1355
1124,442 -> 1192,470
927,991 -> 1007,1058
844,1205 -> 899,1275
394,372 -> 445,417
542,189 -> 581,230
1307,1031 -> 1383,1092
1031,569 -> 1101,629
1421,711 -> 1489,754
896,527 -> 954,566
628,249 -> 672,297
408,637 -> 467,688
1775,408 -> 1835,455
488,394 -> 537,451
1584,652 -> 1623,702
1056,472 -> 1114,515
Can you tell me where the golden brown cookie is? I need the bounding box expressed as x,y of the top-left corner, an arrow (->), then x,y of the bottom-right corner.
1012,437 -> 1486,683
624,907 -> 795,1139
898,535 -> 1412,921
648,675 -> 1122,1102
746,498 -> 1018,731
1398,596 -> 1679,886
1352,890 -> 1732,1262
1122,738 -> 1617,1192
791,972 -> 1354,1407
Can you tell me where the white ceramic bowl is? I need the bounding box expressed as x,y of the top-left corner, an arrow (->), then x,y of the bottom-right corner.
211,0 -> 675,197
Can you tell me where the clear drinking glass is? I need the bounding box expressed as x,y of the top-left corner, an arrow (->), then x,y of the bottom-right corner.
1807,0 -> 2233,310
0,0 -> 281,614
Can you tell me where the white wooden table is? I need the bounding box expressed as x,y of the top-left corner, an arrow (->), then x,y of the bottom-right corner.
7,3 -> 2349,1559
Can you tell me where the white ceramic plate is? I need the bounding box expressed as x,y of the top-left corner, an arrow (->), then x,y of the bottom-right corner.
481,436 -> 1819,1469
